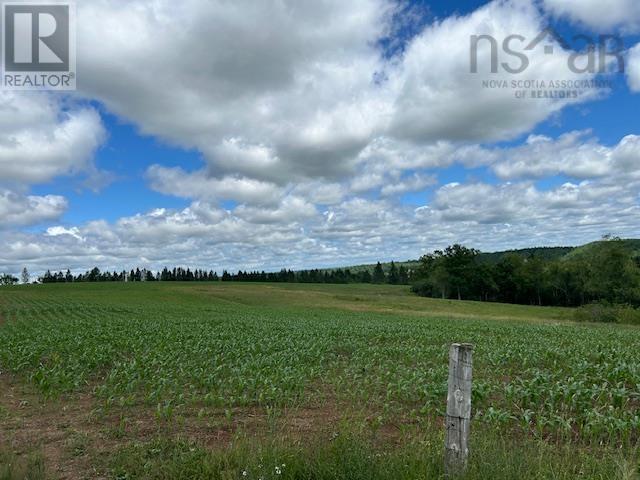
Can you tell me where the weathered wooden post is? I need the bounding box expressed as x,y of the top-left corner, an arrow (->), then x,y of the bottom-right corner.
445,343 -> 473,477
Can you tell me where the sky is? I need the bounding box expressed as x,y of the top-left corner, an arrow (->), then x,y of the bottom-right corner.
1,0 -> 640,276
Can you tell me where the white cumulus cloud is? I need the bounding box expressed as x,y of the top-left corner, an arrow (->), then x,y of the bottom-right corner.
0,92 -> 106,185
0,190 -> 68,228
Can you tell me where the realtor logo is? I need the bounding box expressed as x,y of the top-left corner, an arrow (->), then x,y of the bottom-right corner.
2,1 -> 76,90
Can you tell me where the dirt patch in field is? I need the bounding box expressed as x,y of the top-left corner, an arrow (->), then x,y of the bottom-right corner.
0,375 -> 101,479
0,376 -> 407,479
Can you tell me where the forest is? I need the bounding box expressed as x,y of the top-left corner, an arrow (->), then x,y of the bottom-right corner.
411,239 -> 640,307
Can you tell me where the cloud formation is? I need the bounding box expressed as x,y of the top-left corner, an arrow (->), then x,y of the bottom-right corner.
1,0 -> 638,276
0,191 -> 67,228
77,0 -> 596,187
0,93 -> 106,185
479,131 -> 640,180
4,130 -> 640,275
542,0 -> 640,32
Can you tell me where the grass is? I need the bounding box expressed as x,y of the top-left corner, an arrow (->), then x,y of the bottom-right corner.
0,447 -> 45,480
0,282 -> 638,478
110,431 -> 636,480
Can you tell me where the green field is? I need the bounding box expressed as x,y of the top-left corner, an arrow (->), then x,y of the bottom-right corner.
0,283 -> 639,479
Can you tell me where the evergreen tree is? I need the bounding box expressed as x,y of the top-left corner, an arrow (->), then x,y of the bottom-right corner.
0,274 -> 18,286
21,267 -> 30,285
88,267 -> 101,282
388,262 -> 399,285
372,262 -> 386,284
359,270 -> 372,283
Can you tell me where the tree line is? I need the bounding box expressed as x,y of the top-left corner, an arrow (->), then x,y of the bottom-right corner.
37,267 -> 221,283
219,262 -> 410,284
411,239 -> 640,307
0,274 -> 19,286
30,262 -> 411,286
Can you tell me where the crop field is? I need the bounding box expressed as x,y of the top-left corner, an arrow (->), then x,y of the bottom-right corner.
0,283 -> 639,479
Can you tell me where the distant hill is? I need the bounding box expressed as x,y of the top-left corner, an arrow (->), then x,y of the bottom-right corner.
564,239 -> 640,260
316,239 -> 640,274
316,260 -> 420,275
478,246 -> 576,264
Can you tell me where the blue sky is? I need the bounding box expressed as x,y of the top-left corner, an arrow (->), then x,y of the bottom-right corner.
1,0 -> 640,275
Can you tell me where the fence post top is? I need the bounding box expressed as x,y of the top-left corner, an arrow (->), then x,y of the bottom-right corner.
451,343 -> 474,350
